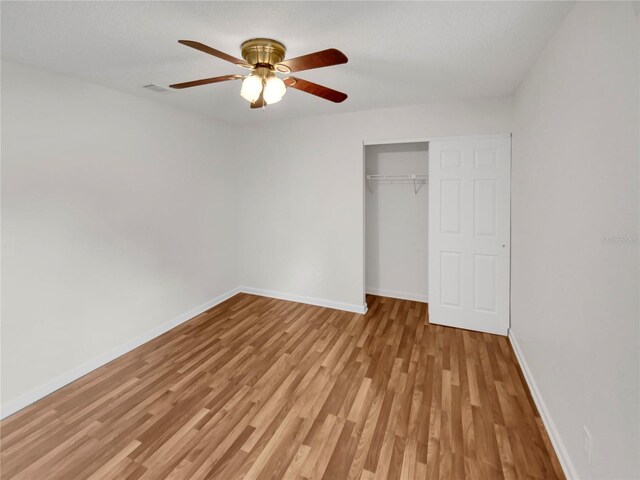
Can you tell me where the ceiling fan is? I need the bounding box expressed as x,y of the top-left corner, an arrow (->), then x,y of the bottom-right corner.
169,38 -> 348,108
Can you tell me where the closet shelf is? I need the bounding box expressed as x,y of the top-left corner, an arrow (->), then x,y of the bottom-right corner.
366,174 -> 428,194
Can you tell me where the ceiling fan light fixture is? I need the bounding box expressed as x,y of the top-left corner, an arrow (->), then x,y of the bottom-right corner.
263,76 -> 287,105
171,38 -> 348,107
240,74 -> 263,102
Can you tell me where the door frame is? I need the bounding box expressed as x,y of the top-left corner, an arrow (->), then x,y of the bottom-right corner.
361,133 -> 512,311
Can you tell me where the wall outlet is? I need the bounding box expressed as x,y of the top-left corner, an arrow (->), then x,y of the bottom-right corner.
583,425 -> 593,464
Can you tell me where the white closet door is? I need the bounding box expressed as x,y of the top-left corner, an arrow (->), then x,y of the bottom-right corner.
428,136 -> 511,335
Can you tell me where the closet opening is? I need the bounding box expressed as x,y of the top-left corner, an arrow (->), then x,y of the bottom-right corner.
364,141 -> 429,309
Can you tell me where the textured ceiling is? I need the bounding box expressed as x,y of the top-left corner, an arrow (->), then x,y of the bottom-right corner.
1,1 -> 572,124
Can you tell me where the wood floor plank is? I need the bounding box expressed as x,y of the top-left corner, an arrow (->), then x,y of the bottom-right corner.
0,294 -> 564,480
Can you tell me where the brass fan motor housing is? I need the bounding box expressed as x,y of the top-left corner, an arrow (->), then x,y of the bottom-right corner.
241,38 -> 286,68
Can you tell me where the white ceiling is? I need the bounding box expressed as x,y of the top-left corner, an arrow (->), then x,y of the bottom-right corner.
1,1 -> 572,125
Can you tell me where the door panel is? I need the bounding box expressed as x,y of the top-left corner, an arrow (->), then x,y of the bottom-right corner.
473,254 -> 496,312
474,179 -> 496,236
440,180 -> 462,233
428,136 -> 510,335
440,251 -> 462,307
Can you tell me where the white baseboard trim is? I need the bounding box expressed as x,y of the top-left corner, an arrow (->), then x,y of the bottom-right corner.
508,331 -> 578,480
365,287 -> 428,303
239,286 -> 367,314
0,287 -> 241,420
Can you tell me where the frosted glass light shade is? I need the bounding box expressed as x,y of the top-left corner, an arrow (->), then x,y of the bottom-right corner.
240,75 -> 263,102
263,76 -> 286,105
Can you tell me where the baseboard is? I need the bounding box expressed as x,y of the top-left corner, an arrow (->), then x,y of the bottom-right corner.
0,287 -> 241,420
239,286 -> 367,314
508,331 -> 578,480
365,287 -> 428,303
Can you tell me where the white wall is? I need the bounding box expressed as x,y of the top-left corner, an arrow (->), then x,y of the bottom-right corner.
238,98 -> 513,309
1,61 -> 239,410
365,143 -> 428,301
511,3 -> 639,479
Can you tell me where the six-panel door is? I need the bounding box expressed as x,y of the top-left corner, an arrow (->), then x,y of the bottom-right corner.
428,136 -> 511,335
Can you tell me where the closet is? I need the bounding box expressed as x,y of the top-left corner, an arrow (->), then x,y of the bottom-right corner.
364,135 -> 512,336
365,142 -> 429,303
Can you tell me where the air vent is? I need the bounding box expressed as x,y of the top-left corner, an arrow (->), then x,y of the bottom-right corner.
142,84 -> 171,93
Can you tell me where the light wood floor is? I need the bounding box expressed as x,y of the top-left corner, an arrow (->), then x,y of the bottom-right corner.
1,294 -> 563,480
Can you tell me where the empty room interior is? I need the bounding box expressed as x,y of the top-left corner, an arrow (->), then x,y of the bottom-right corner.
1,1 -> 639,479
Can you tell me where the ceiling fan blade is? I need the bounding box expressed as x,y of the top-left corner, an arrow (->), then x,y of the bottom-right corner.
170,74 -> 243,89
178,40 -> 251,67
276,49 -> 347,73
284,77 -> 347,103
250,91 -> 266,109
